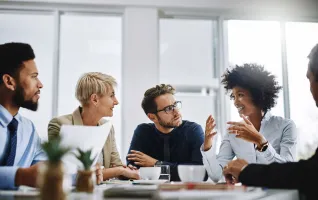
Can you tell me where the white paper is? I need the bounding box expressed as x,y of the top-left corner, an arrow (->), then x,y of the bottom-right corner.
59,121 -> 112,174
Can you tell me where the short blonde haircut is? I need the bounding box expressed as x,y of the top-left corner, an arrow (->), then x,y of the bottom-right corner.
75,72 -> 117,105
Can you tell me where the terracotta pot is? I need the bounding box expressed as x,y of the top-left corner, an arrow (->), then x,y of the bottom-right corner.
76,170 -> 94,193
39,162 -> 65,200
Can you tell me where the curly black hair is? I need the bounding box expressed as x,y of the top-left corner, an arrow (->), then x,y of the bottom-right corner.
221,63 -> 282,113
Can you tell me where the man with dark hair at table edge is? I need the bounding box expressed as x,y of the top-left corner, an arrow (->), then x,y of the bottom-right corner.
126,84 -> 207,181
0,42 -> 45,189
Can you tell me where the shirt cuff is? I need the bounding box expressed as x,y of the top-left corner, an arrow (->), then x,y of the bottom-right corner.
240,164 -> 248,172
255,143 -> 276,161
200,144 -> 224,183
0,166 -> 19,189
238,164 -> 249,182
200,144 -> 214,158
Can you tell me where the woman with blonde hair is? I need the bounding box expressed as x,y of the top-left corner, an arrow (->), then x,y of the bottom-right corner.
48,72 -> 139,180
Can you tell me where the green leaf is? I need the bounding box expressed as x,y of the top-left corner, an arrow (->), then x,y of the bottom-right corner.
75,148 -> 95,170
42,135 -> 70,164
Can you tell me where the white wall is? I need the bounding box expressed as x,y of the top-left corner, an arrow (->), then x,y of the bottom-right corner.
0,13 -> 55,141
122,8 -> 159,159
7,0 -> 318,20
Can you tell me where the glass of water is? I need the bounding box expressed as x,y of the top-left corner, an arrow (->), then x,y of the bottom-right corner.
154,164 -> 170,181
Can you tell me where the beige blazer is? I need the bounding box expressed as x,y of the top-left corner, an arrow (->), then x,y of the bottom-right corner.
48,107 -> 122,168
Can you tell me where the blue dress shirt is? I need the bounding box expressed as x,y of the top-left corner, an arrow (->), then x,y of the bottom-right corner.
0,105 -> 46,189
201,112 -> 297,183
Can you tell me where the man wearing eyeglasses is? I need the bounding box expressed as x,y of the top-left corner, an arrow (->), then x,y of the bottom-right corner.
126,84 -> 205,181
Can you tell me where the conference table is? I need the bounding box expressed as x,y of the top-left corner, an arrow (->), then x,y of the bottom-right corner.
0,183 -> 299,200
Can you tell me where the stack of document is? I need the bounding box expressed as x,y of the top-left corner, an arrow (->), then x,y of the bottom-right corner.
157,187 -> 266,200
158,182 -> 246,191
104,185 -> 158,198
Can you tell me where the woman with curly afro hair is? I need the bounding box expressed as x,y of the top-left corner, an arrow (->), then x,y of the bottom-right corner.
201,63 -> 297,183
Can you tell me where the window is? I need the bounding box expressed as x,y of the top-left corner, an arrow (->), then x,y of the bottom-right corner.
286,22 -> 318,159
0,13 -> 55,140
227,20 -> 284,121
159,18 -> 217,127
159,18 -> 220,154
160,19 -> 215,87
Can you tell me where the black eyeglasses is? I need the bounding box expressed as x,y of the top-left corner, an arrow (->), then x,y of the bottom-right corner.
156,101 -> 182,114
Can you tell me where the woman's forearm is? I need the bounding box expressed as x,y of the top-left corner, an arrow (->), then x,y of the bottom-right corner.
102,167 -> 123,180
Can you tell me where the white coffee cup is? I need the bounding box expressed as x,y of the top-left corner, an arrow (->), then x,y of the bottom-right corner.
139,167 -> 161,180
177,165 -> 206,182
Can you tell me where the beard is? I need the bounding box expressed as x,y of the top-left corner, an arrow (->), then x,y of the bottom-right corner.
13,85 -> 38,111
157,114 -> 182,129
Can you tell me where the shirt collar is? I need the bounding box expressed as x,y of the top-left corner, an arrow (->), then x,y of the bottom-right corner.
153,121 -> 185,136
73,106 -> 103,126
72,107 -> 84,125
155,127 -> 173,137
261,111 -> 272,123
0,104 -> 17,128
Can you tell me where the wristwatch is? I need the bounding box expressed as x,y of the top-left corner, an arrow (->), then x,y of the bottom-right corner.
154,160 -> 163,166
255,141 -> 269,152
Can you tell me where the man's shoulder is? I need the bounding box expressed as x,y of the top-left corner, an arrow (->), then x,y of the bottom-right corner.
135,123 -> 155,130
134,123 -> 155,134
180,120 -> 202,130
16,114 -> 41,140
16,114 -> 34,129
177,120 -> 204,137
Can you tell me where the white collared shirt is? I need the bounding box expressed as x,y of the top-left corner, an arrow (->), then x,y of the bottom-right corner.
201,112 -> 297,183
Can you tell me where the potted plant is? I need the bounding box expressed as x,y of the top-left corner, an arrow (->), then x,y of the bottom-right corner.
75,148 -> 96,193
39,136 -> 70,200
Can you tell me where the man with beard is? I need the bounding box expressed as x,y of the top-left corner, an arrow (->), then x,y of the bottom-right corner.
126,84 -> 205,181
222,43 -> 318,200
0,42 -> 46,189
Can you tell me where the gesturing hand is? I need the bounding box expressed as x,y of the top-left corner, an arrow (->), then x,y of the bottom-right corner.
227,114 -> 265,146
203,115 -> 217,151
127,150 -> 157,167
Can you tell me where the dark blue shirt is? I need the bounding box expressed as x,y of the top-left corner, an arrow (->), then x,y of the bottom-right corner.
127,120 -> 205,181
